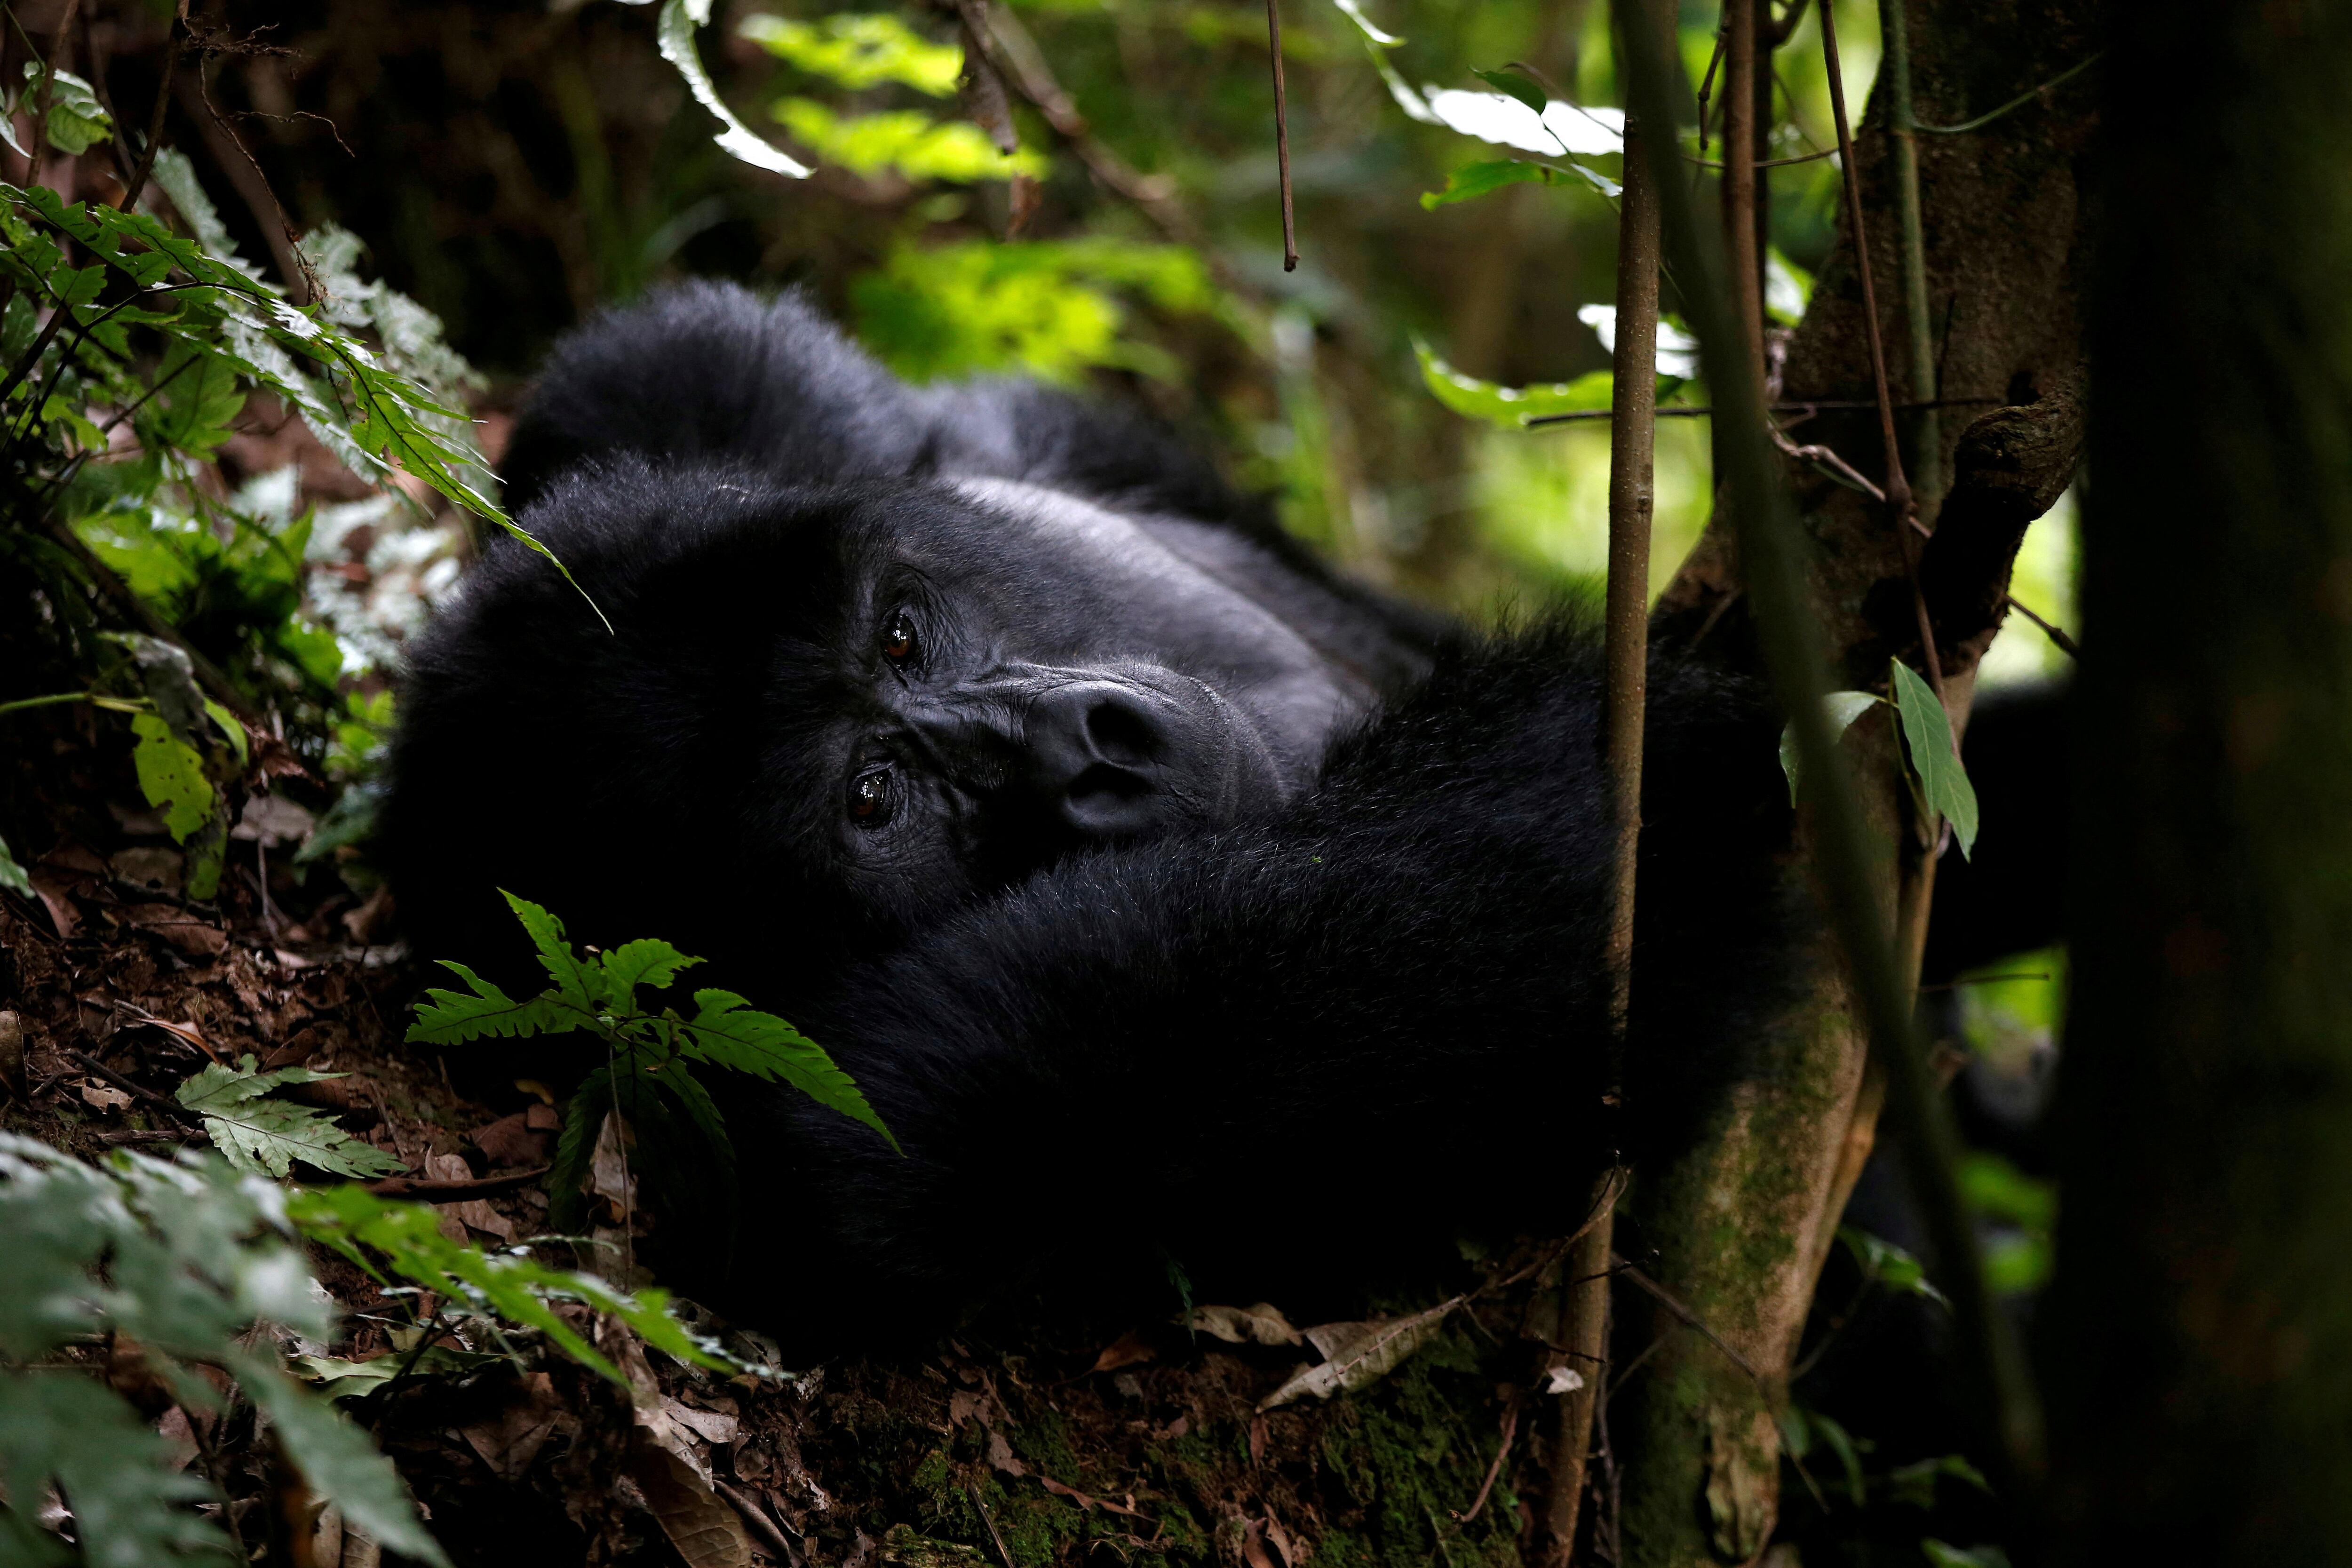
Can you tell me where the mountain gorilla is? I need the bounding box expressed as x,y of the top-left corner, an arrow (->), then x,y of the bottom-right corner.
384,283 -> 1799,1346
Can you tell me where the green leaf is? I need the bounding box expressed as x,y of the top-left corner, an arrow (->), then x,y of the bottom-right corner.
1889,1453 -> 1991,1510
493,889 -> 599,1009
175,1056 -> 407,1180
1837,1225 -> 1950,1308
1923,1544 -> 2012,1568
597,939 -> 702,1010
740,12 -> 962,95
1957,1151 -> 2058,1229
405,960 -> 577,1044
0,1370 -> 226,1565
128,712 -> 213,843
683,990 -> 900,1153
19,64 -> 112,157
1421,159 -> 1552,209
0,832 -> 29,898
657,0 -> 812,177
232,1351 -> 450,1566
1780,690 -> 1884,803
295,1346 -> 507,1402
1471,67 -> 1548,115
1888,658 -> 1980,858
1412,337 -> 1614,428
547,1066 -> 611,1233
284,1182 -> 746,1382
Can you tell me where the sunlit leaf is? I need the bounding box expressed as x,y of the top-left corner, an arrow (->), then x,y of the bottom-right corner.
1780,689 -> 1884,803
1412,337 -> 1614,428
128,712 -> 212,843
656,0 -> 812,178
176,1057 -> 407,1180
741,12 -> 961,96
774,99 -> 1044,183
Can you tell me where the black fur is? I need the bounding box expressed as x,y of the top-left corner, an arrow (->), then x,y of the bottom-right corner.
386,284 -> 1799,1346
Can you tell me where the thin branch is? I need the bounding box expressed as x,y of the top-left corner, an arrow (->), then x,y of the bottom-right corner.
118,2 -> 188,213
1264,0 -> 1296,271
2001,591 -> 2080,659
1880,0 -> 1942,506
1521,394 -> 2004,427
1683,144 -> 1836,170
1610,1259 -> 1762,1382
1917,52 -> 2104,135
1450,1396 -> 1520,1524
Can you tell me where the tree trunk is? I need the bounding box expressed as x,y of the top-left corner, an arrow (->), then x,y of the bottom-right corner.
2042,6 -> 2352,1561
1618,2 -> 2099,1560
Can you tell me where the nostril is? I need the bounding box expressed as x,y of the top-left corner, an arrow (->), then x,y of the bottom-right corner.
1084,697 -> 1161,766
1068,762 -> 1153,804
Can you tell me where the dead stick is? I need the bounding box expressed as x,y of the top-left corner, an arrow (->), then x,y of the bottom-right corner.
363,1167 -> 551,1202
1264,0 -> 1296,271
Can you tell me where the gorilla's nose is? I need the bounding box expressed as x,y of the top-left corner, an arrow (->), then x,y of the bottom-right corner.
1023,680 -> 1183,837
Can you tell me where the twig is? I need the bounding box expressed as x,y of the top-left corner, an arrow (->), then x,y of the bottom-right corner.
1683,145 -> 1837,170
2001,591 -> 2080,659
1917,52 -> 2104,135
966,1481 -> 1017,1568
1618,0 -> 2045,1494
1450,1395 -> 1520,1524
175,63 -> 316,304
1264,0 -> 1296,271
715,1479 -> 800,1565
66,1048 -> 202,1125
1609,1259 -> 1762,1382
1720,0 -> 1762,382
1521,394 -> 2003,427
364,1167 -> 551,1202
119,3 -> 188,213
1769,423 -> 1884,501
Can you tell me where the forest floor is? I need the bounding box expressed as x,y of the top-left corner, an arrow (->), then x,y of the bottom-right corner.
0,714 -> 1559,1568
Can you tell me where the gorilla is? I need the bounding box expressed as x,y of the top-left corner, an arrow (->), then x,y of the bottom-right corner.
384,282 -> 1798,1345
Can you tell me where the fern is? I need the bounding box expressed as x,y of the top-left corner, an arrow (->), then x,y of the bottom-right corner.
408,892 -> 899,1229
175,1056 -> 407,1180
0,1135 -> 448,1567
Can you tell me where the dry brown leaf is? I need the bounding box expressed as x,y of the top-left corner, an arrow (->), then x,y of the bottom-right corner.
629,1430 -> 753,1568
985,1429 -> 1026,1478
1032,1474 -> 1144,1518
1189,1303 -> 1303,1347
123,903 -> 226,958
109,846 -> 183,894
1088,1330 -> 1155,1374
471,1110 -> 552,1168
459,1373 -> 572,1479
1255,1299 -> 1460,1411
665,1397 -> 739,1447
77,1078 -> 133,1113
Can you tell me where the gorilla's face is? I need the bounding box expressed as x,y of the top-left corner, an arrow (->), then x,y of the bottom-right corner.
804,478 -> 1374,925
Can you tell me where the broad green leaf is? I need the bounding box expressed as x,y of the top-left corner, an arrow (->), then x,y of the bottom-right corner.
1324,0 -> 1439,125
741,12 -> 961,95
1889,658 -> 1980,858
19,64 -> 112,157
404,960 -> 577,1044
684,990 -> 900,1153
0,1371 -> 225,1565
128,712 -> 212,842
1413,337 -> 1614,428
658,0 -> 812,178
1837,1224 -> 1949,1307
176,1058 -> 406,1180
1780,690 -> 1884,803
500,890 -> 598,1009
1470,67 -> 1547,115
0,832 -> 28,898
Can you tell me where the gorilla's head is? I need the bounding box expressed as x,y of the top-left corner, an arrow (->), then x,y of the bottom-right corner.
385,459 -> 1390,983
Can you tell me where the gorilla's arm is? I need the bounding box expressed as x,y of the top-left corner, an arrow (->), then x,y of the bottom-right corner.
725,633 -> 1796,1340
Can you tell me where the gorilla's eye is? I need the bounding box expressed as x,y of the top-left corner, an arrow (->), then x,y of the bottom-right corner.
881,610 -> 917,664
850,768 -> 894,826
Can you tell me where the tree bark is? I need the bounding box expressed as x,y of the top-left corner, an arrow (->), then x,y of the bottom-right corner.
2043,6 -> 2352,1561
1617,1 -> 2099,1560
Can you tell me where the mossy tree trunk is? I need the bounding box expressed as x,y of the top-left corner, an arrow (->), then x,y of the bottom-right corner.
2042,6 -> 2352,1560
1619,1 -> 2099,1560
